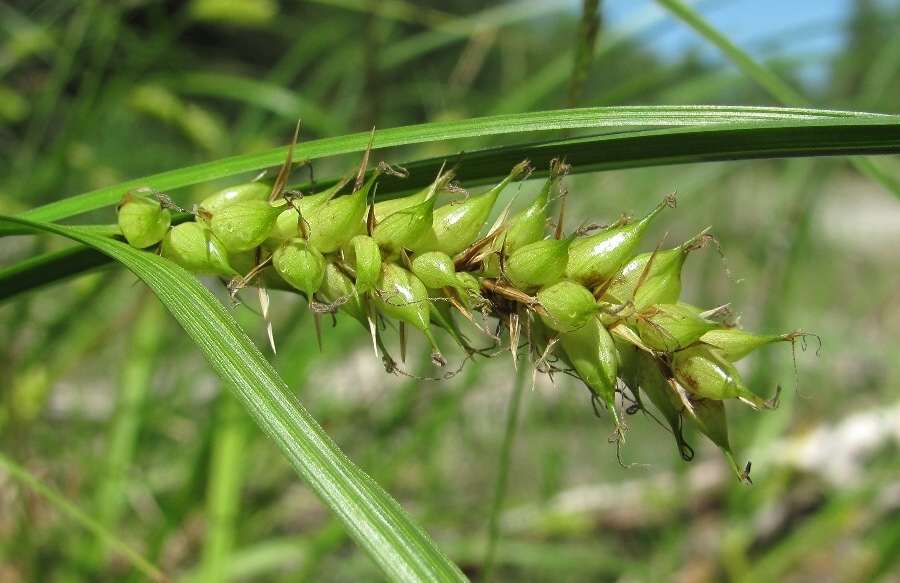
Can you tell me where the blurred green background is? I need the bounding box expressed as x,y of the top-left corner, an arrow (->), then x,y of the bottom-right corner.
3,0 -> 900,581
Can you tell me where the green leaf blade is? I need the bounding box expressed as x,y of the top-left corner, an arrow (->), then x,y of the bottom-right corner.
18,106 -> 899,225
0,215 -> 467,583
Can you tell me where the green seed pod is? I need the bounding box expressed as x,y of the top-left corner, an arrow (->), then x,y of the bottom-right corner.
272,238 -> 326,298
680,395 -> 750,484
671,343 -> 776,409
452,271 -> 483,310
160,222 -> 238,277
205,199 -> 283,253
319,262 -> 367,326
634,349 -> 693,462
410,251 -> 462,291
635,303 -> 719,352
268,201 -> 304,242
373,195 -> 437,257
304,173 -> 378,253
373,263 -> 442,353
536,279 -> 599,333
116,190 -> 171,248
268,178 -> 352,242
345,235 -> 382,293
373,264 -> 431,332
373,190 -> 429,224
566,195 -> 672,290
558,317 -> 622,434
504,234 -> 574,293
699,328 -> 800,362
500,169 -> 558,254
604,229 -> 709,311
372,169 -> 454,223
421,160 -> 529,257
198,182 -> 271,214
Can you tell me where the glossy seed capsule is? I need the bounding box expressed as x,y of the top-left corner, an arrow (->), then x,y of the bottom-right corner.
268,176 -> 353,242
558,317 -> 622,434
452,271 -> 483,310
205,199 -> 283,253
116,190 -> 171,248
198,181 -> 271,214
410,251 -> 463,291
373,264 -> 431,331
372,169 -> 454,223
503,234 -> 574,293
613,334 -> 640,394
635,302 -> 719,353
634,349 -> 692,462
304,172 -> 379,253
671,343 -> 777,409
345,235 -> 382,293
272,238 -> 326,298
699,328 -> 801,362
636,346 -> 749,482
603,228 -> 709,311
536,279 -> 599,333
373,263 -> 443,355
679,394 -> 750,484
318,262 -> 367,326
420,160 -> 529,257
373,195 -> 437,258
566,194 -> 672,290
160,221 -> 238,277
499,164 -> 560,254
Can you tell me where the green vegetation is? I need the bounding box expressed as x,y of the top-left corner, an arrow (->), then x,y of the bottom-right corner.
2,1 -> 900,582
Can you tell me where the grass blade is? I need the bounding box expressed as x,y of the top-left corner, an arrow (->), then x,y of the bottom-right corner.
16,105 -> 895,225
0,214 -> 468,583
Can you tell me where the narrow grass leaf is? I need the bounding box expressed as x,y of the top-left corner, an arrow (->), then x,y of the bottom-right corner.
16,106 -> 896,225
0,214 -> 467,583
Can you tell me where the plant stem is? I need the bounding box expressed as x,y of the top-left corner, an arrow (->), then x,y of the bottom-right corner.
480,359 -> 528,583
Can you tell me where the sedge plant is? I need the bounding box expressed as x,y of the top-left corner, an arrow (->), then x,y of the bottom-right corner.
3,107 -> 900,582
